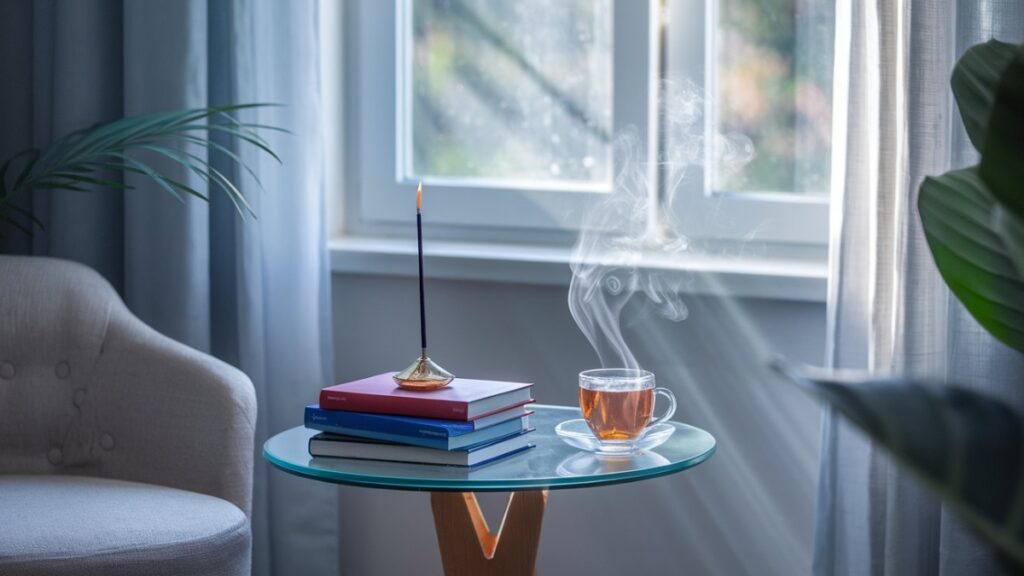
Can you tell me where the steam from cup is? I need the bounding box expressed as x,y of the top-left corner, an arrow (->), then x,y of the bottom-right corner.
568,80 -> 754,369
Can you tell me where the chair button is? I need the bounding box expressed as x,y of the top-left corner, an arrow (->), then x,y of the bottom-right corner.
55,361 -> 70,379
73,389 -> 87,407
47,447 -> 63,465
0,362 -> 14,379
100,434 -> 115,451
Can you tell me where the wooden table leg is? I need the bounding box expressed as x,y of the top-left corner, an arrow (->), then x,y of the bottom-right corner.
430,490 -> 549,576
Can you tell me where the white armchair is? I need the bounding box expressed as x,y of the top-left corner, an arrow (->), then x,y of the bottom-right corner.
0,255 -> 257,576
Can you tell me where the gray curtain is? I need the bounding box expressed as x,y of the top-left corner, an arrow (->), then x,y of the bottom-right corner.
0,1 -> 339,575
820,0 -> 1024,574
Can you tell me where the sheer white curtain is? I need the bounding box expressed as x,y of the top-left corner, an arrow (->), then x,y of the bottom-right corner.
821,0 -> 1024,574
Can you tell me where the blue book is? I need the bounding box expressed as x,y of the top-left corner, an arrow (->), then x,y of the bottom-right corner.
305,404 -> 532,450
308,429 -> 535,467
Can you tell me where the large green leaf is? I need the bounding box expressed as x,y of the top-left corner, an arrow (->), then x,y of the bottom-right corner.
918,167 -> 1024,352
993,204 -> 1024,279
979,47 -> 1024,219
951,40 -> 1020,152
773,360 -> 1024,566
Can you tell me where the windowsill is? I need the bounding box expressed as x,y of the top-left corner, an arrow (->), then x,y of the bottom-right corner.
329,236 -> 827,303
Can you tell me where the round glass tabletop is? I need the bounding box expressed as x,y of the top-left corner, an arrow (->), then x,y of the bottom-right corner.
263,404 -> 715,492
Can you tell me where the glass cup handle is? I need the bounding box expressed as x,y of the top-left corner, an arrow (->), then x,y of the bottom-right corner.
649,387 -> 677,427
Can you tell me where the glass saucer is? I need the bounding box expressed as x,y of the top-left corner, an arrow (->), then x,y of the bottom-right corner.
554,419 -> 675,455
556,450 -> 672,478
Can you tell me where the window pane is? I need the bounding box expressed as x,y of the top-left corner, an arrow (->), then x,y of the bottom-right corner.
713,0 -> 834,195
406,0 -> 613,186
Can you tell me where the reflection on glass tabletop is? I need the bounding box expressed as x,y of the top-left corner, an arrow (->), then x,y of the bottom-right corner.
263,404 -> 715,492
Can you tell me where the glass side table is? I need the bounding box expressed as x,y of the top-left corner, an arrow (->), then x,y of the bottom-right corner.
264,404 -> 716,576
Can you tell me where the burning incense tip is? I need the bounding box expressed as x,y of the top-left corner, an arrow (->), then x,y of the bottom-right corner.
416,182 -> 423,212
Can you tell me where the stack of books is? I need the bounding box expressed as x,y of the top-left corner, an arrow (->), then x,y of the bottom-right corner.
306,373 -> 535,467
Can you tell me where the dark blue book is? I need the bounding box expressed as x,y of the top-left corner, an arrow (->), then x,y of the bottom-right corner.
305,404 -> 532,450
308,429 -> 535,467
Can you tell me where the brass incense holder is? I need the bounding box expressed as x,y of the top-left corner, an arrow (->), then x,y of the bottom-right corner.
394,350 -> 454,391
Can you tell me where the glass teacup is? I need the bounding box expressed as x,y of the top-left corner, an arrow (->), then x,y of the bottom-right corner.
578,368 -> 676,450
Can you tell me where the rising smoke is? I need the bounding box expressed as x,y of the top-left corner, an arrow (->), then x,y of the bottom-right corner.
568,81 -> 755,369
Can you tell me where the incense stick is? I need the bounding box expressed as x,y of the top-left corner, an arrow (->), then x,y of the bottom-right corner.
416,182 -> 427,353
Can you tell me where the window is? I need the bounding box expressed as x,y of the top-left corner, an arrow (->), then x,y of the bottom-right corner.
665,0 -> 833,244
406,1 -> 613,189
347,0 -> 651,238
344,0 -> 833,246
710,0 -> 834,196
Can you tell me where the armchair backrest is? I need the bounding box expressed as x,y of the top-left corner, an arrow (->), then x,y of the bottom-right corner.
0,255 -> 120,473
0,255 -> 257,516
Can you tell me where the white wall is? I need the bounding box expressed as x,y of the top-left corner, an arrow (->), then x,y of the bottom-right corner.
331,273 -> 825,575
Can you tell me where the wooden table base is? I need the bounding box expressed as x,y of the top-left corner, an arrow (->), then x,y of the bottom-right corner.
431,491 -> 549,576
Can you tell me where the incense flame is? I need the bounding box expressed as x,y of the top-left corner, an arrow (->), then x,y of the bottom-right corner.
416,181 -> 423,212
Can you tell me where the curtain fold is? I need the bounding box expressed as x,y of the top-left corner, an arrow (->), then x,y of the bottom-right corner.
0,2 -> 338,575
821,1 -> 1024,574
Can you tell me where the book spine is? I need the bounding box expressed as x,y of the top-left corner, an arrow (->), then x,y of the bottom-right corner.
318,391 -> 469,420
469,443 -> 535,468
304,406 -> 453,440
309,424 -> 450,450
303,405 -> 456,436
471,398 -> 535,421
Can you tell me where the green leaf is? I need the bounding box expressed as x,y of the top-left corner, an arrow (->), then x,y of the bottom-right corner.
135,145 -> 253,217
178,134 -> 266,194
918,167 -> 1024,352
29,180 -> 90,193
48,172 -> 132,190
112,154 -> 192,203
772,360 -> 1024,567
11,150 -> 40,193
201,158 -> 254,217
951,40 -> 1021,151
0,202 -> 44,230
0,210 -> 35,237
181,124 -> 282,164
993,205 -> 1024,278
0,149 -> 38,194
979,47 -> 1024,219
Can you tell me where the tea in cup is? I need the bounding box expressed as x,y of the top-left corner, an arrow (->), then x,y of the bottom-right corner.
578,368 -> 676,446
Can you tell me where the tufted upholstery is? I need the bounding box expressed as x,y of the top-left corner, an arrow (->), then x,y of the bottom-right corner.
0,255 -> 257,574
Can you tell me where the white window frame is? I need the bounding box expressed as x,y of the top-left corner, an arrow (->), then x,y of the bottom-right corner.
345,0 -> 655,240
340,0 -> 828,248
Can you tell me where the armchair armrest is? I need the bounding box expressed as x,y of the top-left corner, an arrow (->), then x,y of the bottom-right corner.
88,307 -> 257,516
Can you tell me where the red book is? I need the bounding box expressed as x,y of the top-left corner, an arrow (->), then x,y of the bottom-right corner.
319,373 -> 534,421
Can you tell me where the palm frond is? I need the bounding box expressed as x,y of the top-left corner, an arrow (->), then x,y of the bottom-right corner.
0,104 -> 284,237
2,202 -> 44,229
178,134 -> 266,194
